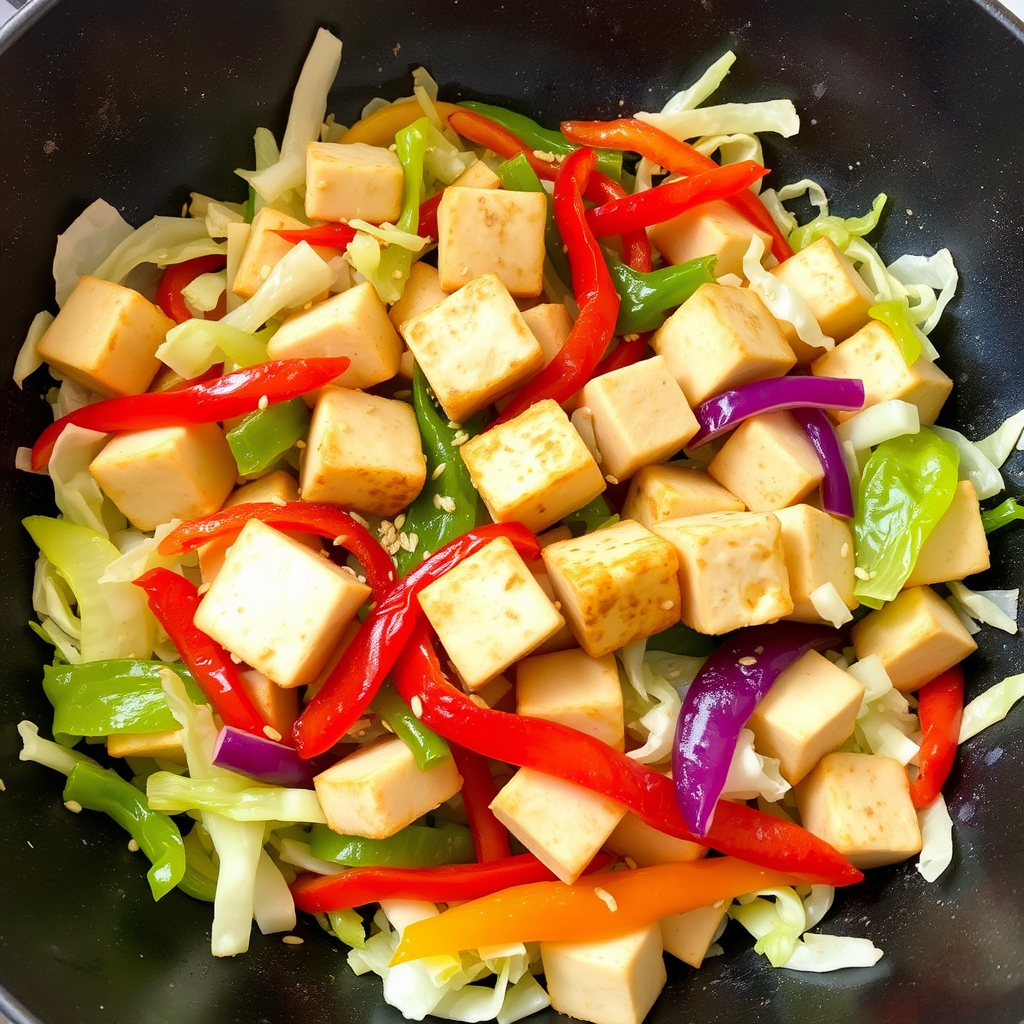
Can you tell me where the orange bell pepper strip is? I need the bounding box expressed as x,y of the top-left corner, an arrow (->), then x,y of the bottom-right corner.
340,99 -> 462,147
391,857 -> 803,964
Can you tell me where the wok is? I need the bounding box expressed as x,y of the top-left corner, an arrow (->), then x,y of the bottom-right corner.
1,1 -> 1023,1022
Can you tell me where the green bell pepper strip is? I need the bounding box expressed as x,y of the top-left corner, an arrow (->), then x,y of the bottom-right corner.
604,250 -> 717,335
308,821 -> 475,869
372,680 -> 452,770
561,495 -> 619,536
179,825 -> 218,902
394,364 -> 488,577
869,300 -> 922,365
981,496 -> 1024,534
43,659 -> 207,738
495,153 -> 573,288
853,427 -> 960,609
459,101 -> 623,182
63,760 -> 186,901
226,397 -> 310,476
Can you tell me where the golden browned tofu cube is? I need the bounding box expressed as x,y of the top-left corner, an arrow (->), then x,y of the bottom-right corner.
660,905 -> 728,969
107,730 -> 185,764
304,141 -> 404,224
521,303 -> 574,367
795,752 -> 922,869
905,480 -> 990,587
387,261 -> 450,328
603,812 -> 705,868
622,465 -> 745,530
542,520 -> 682,658
231,206 -> 332,300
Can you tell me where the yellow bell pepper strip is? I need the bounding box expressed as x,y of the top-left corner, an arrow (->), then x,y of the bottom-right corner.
391,857 -> 803,964
340,99 -> 462,146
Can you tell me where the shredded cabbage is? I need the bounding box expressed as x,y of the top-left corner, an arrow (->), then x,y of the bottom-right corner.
917,795 -> 954,883
47,425 -> 127,538
18,720 -> 93,775
721,729 -> 790,803
947,582 -> 1018,635
929,425 -> 1004,501
636,100 -> 799,141
835,399 -> 920,453
659,51 -> 737,114
52,198 -> 134,304
182,270 -> 227,313
90,216 -> 225,287
13,311 -> 53,388
959,673 -> 1024,743
976,408 -> 1024,467
147,771 -> 328,823
808,582 -> 853,628
887,250 -> 959,336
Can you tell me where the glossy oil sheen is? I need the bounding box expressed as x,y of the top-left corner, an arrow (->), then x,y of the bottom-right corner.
1,1 -> 1023,1022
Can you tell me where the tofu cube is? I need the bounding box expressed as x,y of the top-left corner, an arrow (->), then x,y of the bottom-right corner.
580,355 -> 700,482
521,303 -> 574,367
811,320 -> 953,424
237,668 -> 299,738
905,480 -> 990,586
107,729 -> 185,764
231,206 -> 332,300
37,276 -> 172,397
770,236 -> 875,350
300,386 -> 426,517
746,650 -> 864,785
265,281 -> 403,390
449,160 -> 502,190
542,520 -> 682,659
603,812 -> 706,867
651,283 -> 796,406
529,568 -> 579,654
648,199 -> 772,279
773,504 -> 857,623
660,904 -> 728,969
193,519 -> 370,688
304,141 -> 404,224
541,923 -> 666,1024
707,411 -> 824,512
400,272 -> 545,422
314,734 -> 463,839
489,767 -> 627,882
516,648 -> 625,750
417,537 -> 565,690
437,187 -> 547,296
654,512 -> 793,635
89,423 -> 237,532
850,585 -> 977,692
387,261 -> 450,328
622,465 -> 745,530
795,752 -> 922,869
460,398 -> 606,533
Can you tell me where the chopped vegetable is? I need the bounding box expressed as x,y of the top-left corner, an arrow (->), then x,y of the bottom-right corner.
156,254 -> 228,324
211,726 -> 336,788
909,666 -> 964,809
226,398 -> 310,476
308,821 -> 474,869
449,743 -> 511,862
793,407 -> 856,519
603,250 -> 716,335
981,496 -> 1024,534
372,682 -> 453,771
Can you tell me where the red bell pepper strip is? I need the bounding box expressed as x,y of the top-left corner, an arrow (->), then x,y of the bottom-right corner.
910,665 -> 965,809
450,743 -> 511,862
417,191 -> 444,241
290,851 -> 611,914
30,356 -> 350,472
133,567 -> 271,739
561,117 -> 793,262
292,522 -> 542,759
156,254 -> 228,325
585,161 -> 768,237
392,622 -> 863,887
157,501 -> 395,598
273,224 -> 358,249
492,148 -> 620,426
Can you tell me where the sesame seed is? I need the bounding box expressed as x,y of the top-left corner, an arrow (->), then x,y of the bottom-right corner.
420,551 -> 430,559
754,646 -> 764,655
433,493 -> 456,513
271,496 -> 288,506
532,149 -> 557,163
260,265 -> 271,280
594,888 -> 618,912
349,511 -> 370,528
394,390 -> 412,400
316,179 -> 329,189
282,935 -> 304,945
387,570 -> 395,582
407,532 -> 419,551
853,566 -> 871,580
391,270 -> 403,280
263,725 -> 283,742
229,652 -> 243,665
410,695 -> 424,718
257,395 -> 269,411
738,656 -> 758,666
841,543 -> 850,558
64,800 -> 83,814
128,839 -> 140,853
431,462 -> 447,481
446,419 -> 462,430
197,582 -> 211,596
624,856 -> 638,870
394,514 -> 407,531
623,333 -> 640,342
0,780 -> 5,792
661,600 -> 675,610
605,474 -> 619,485
451,431 -> 469,446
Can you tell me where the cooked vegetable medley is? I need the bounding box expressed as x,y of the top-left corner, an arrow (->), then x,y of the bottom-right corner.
15,27 -> 1024,1024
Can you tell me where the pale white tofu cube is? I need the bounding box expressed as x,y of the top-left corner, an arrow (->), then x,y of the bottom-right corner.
449,160 -> 502,190
417,537 -> 565,691
231,206 -> 332,300
193,519 -> 371,688
795,752 -> 922,869
304,141 -> 404,224
707,411 -> 824,512
516,647 -> 625,750
89,423 -> 237,532
648,199 -> 772,279
651,282 -> 796,406
37,276 -> 173,397
654,512 -> 793,635
660,904 -> 728,969
529,568 -> 579,654
387,261 -> 450,328
579,355 -> 700,482
622,465 -> 745,530
850,585 -> 977,693
746,650 -> 864,785
399,272 -> 545,422
542,520 -> 682,659
811,320 -> 953,424
107,730 -> 185,764
237,668 -> 299,739
300,386 -> 426,517
460,398 -> 606,533
603,813 -> 706,868
905,480 -> 990,586
314,734 -> 463,840
541,923 -> 666,1024
773,504 -> 857,623
521,303 -> 573,367
437,187 -> 547,296
265,281 -> 403,391
489,767 -> 626,882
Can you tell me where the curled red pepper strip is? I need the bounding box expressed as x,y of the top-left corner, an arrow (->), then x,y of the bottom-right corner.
492,148 -> 620,426
909,665 -> 965,809
292,522 -> 542,759
133,567 -> 272,739
156,254 -> 228,325
273,224 -> 358,249
30,356 -> 351,472
450,743 -> 511,862
417,191 -> 444,241
392,622 -> 863,888
290,851 -> 612,914
157,501 -> 395,598
586,161 -> 769,237
562,117 -> 793,262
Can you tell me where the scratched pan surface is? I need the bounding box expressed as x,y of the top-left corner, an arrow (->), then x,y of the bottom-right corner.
1,1 -> 1024,1022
